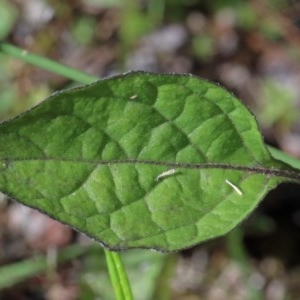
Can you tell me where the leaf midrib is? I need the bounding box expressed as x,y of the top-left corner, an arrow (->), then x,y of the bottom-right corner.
2,157 -> 299,181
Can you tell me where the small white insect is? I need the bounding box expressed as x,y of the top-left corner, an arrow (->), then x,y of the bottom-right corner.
156,169 -> 176,181
130,94 -> 138,100
225,179 -> 243,196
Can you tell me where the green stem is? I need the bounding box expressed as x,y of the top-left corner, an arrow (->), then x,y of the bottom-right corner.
105,251 -> 125,300
0,42 -> 97,84
0,41 -> 133,300
105,251 -> 134,300
111,251 -> 133,299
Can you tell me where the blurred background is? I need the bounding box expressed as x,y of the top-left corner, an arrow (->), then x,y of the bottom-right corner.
1,0 -> 300,299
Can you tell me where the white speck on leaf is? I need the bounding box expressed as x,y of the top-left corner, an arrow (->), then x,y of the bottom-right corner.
156,169 -> 176,181
225,179 -> 243,196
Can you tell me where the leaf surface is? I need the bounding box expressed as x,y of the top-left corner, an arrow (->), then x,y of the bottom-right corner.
0,71 -> 298,251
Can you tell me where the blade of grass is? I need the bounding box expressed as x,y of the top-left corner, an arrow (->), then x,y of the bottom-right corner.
0,41 -> 133,300
0,244 -> 89,289
0,42 -> 97,84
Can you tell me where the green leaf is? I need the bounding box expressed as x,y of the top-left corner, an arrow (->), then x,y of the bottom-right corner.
0,71 -> 299,251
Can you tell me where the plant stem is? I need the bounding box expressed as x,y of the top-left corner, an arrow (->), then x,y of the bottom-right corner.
0,42 -> 97,84
0,41 -> 133,300
112,251 -> 134,299
105,251 -> 126,300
